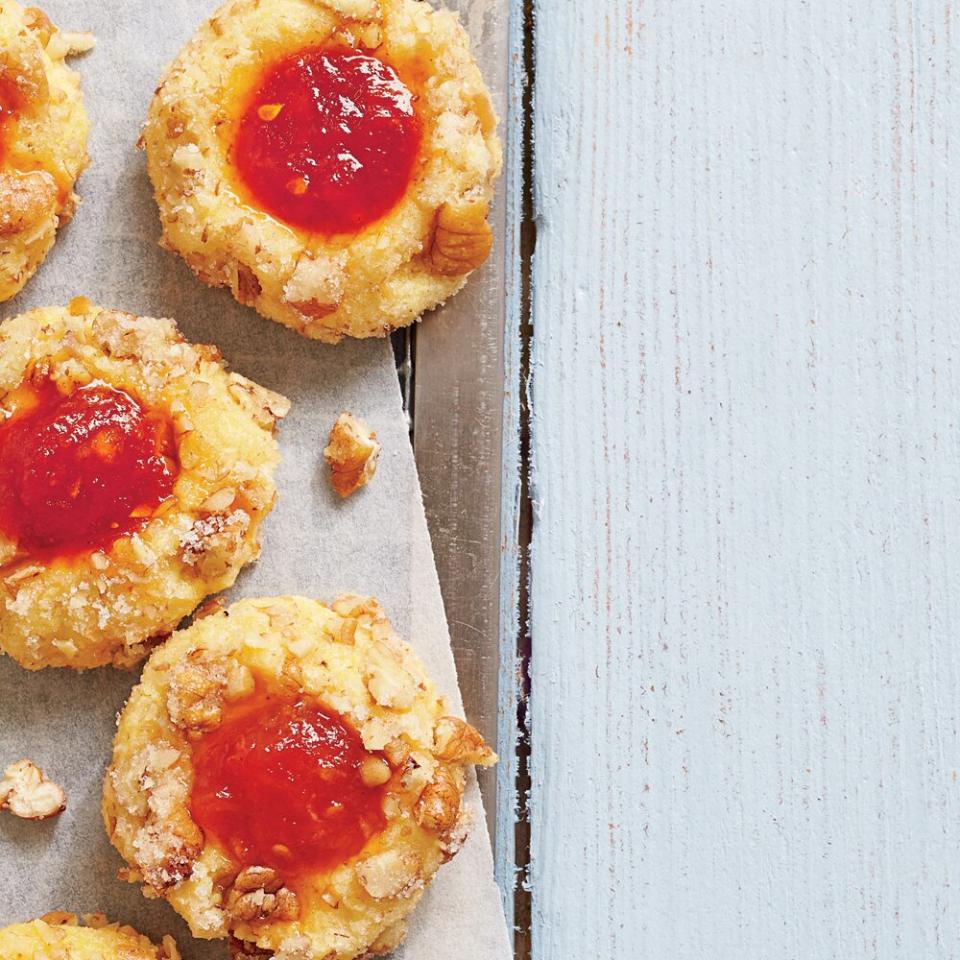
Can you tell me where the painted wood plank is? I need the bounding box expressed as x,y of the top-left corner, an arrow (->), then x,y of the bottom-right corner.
530,1 -> 960,957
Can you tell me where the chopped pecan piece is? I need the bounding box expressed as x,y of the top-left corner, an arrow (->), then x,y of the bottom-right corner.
414,765 -> 461,835
229,938 -> 273,959
227,372 -> 290,430
438,808 -> 473,863
227,866 -> 299,922
58,31 -> 96,55
165,652 -> 250,733
39,911 -> 76,926
428,198 -> 493,276
434,716 -> 497,766
236,263 -> 262,305
0,169 -> 57,236
0,42 -> 48,110
324,413 -> 380,498
179,509 -> 251,578
365,659 -> 416,710
356,850 -> 423,900
23,7 -> 54,46
282,251 -> 347,320
359,756 -> 391,787
0,759 -> 66,820
125,744 -> 204,891
160,936 -> 182,960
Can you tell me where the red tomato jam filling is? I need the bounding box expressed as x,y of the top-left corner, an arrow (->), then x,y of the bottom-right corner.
190,687 -> 389,880
0,376 -> 179,559
233,46 -> 422,235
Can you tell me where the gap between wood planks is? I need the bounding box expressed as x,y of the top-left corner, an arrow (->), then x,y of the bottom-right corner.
511,1 -> 535,957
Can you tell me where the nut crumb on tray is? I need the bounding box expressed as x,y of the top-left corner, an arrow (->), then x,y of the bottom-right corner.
324,412 -> 381,498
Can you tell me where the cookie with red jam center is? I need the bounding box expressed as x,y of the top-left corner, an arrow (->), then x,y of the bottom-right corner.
0,1 -> 92,301
142,0 -> 502,342
104,595 -> 496,959
0,302 -> 288,670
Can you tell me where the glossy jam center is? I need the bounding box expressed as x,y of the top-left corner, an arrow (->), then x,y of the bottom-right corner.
0,377 -> 178,559
233,46 -> 422,235
190,689 -> 388,880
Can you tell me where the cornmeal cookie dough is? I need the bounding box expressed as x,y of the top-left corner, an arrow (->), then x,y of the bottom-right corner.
104,595 -> 496,960
0,2 -> 91,301
0,303 -> 289,670
0,915 -> 180,960
143,0 -> 502,342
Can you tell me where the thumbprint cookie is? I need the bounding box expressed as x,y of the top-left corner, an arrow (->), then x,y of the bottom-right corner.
0,2 -> 92,301
0,302 -> 289,670
142,0 -> 501,342
0,915 -> 180,960
104,595 -> 496,960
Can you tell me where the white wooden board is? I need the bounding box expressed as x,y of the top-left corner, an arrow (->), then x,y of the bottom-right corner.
530,1 -> 960,957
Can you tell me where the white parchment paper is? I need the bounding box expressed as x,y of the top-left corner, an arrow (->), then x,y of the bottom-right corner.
0,2 -> 511,958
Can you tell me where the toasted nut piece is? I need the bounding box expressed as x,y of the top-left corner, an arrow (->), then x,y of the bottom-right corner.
0,169 -> 58,237
324,412 -> 380,498
23,7 -> 54,46
236,262 -> 262,305
0,759 -> 66,820
226,372 -> 291,429
438,807 -> 473,863
68,295 -> 94,315
201,487 -> 237,513
0,42 -> 48,111
434,716 -> 497,766
356,849 -> 423,900
233,865 -> 283,894
229,938 -> 273,959
194,596 -> 226,620
365,659 -> 416,710
415,765 -> 461,834
160,935 -> 182,960
166,654 -> 228,733
360,756 -> 392,787
428,198 -> 494,276
227,866 -> 299,922
58,31 -> 96,54
39,911 -> 77,926
383,736 -> 412,769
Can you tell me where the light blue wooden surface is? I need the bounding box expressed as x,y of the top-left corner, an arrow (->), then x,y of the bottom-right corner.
530,1 -> 960,957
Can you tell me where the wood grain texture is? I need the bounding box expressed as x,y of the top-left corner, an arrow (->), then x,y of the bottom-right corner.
529,1 -> 960,957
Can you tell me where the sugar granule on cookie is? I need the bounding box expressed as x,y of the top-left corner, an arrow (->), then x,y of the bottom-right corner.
324,412 -> 381,498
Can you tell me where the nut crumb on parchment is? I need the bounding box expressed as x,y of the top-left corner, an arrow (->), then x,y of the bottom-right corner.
0,758 -> 66,820
324,412 -> 381,498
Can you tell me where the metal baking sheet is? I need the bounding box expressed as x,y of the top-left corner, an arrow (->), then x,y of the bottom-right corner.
0,2 -> 511,958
